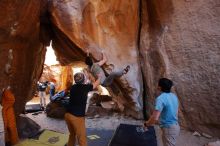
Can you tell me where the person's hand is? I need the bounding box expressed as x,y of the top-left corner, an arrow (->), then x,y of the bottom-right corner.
86,49 -> 90,56
144,121 -> 149,127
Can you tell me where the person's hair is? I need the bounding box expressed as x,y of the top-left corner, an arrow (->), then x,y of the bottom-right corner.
74,72 -> 85,84
85,56 -> 93,67
158,78 -> 173,93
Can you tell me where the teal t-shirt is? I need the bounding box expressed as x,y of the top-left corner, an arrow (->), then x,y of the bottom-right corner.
155,92 -> 179,128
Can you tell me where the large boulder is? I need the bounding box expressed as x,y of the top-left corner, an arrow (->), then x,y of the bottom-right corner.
48,0 -> 143,118
139,0 -> 220,136
17,114 -> 41,139
0,0 -> 46,115
46,101 -> 66,119
0,0 -> 219,137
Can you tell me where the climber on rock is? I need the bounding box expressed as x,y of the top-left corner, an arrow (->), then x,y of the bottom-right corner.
85,49 -> 130,87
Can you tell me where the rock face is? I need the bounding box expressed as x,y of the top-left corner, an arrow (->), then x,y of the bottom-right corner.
139,0 -> 220,136
17,114 -> 41,139
59,66 -> 73,91
40,65 -> 59,84
39,64 -> 73,91
0,0 -> 219,137
48,0 -> 143,117
0,0 -> 46,115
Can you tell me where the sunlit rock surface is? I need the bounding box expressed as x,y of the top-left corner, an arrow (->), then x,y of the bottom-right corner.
48,0 -> 143,117
59,66 -> 73,91
40,65 -> 59,83
0,0 -> 219,137
40,64 -> 73,91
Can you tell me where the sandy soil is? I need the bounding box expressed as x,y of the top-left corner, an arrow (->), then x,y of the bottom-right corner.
27,112 -> 218,146
26,95 -> 219,146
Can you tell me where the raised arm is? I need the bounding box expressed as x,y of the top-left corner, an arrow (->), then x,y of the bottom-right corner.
86,49 -> 90,57
92,74 -> 101,89
97,52 -> 107,66
92,79 -> 100,89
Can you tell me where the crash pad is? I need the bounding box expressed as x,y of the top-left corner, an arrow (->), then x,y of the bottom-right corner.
16,139 -> 44,146
16,130 -> 68,146
17,129 -> 114,146
109,124 -> 157,146
87,128 -> 114,146
25,104 -> 43,113
38,130 -> 68,146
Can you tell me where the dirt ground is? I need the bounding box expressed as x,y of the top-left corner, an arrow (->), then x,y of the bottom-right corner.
26,112 -> 219,146
26,95 -> 219,146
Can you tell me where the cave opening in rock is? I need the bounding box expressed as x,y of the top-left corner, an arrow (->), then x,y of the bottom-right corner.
27,41 -> 115,120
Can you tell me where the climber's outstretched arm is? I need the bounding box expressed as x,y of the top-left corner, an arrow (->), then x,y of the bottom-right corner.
97,52 -> 107,66
86,49 -> 90,57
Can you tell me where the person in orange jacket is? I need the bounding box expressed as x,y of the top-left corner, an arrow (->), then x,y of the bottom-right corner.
2,88 -> 19,145
0,89 -> 5,146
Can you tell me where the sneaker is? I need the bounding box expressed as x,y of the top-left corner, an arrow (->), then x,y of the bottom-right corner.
123,65 -> 130,74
